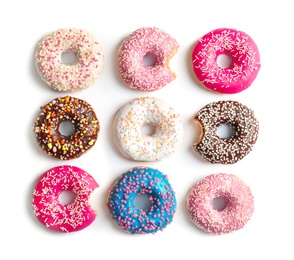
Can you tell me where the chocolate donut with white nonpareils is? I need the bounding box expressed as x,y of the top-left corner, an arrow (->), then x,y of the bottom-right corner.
33,96 -> 99,160
193,100 -> 259,164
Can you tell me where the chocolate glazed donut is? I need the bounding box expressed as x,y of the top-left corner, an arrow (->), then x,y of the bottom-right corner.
193,100 -> 259,164
33,96 -> 99,160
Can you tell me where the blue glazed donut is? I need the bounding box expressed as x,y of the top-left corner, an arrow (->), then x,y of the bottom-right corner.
107,166 -> 177,234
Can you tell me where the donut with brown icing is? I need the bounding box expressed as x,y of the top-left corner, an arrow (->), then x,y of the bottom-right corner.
33,95 -> 99,160
193,100 -> 259,164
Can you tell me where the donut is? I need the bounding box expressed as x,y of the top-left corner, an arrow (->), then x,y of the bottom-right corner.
35,28 -> 104,92
32,165 -> 99,232
186,173 -> 254,235
33,95 -> 99,160
107,166 -> 177,234
192,28 -> 261,94
113,96 -> 183,161
117,27 -> 179,91
193,100 -> 259,164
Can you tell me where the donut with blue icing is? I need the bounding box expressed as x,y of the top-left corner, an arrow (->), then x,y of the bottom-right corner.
107,166 -> 177,234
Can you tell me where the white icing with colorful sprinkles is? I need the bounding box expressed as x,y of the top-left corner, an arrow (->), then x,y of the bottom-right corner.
186,173 -> 254,235
113,97 -> 184,161
193,100 -> 259,164
35,28 -> 104,92
32,165 -> 99,233
117,27 -> 179,91
192,28 -> 261,94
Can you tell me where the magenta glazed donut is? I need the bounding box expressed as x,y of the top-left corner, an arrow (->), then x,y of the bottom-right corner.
192,28 -> 261,94
32,165 -> 99,233
117,27 -> 179,91
186,173 -> 254,235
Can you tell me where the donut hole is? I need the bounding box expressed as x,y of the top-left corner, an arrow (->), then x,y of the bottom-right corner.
212,197 -> 227,211
61,51 -> 77,65
59,120 -> 75,136
143,52 -> 157,67
141,123 -> 156,136
134,193 -> 151,210
216,123 -> 237,139
217,54 -> 233,69
59,190 -> 76,205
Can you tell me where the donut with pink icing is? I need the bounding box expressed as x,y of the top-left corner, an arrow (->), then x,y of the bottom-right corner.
32,165 -> 99,233
192,28 -> 261,94
186,173 -> 254,235
35,28 -> 104,92
117,27 -> 179,91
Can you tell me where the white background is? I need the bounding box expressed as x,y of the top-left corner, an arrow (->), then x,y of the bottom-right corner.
1,0 -> 292,259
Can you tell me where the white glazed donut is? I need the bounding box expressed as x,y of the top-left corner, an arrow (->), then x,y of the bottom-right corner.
113,97 -> 183,161
35,28 -> 104,92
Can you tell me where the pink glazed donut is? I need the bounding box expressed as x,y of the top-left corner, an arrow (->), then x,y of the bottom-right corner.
192,28 -> 261,94
32,165 -> 99,233
117,27 -> 179,91
186,173 -> 254,235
